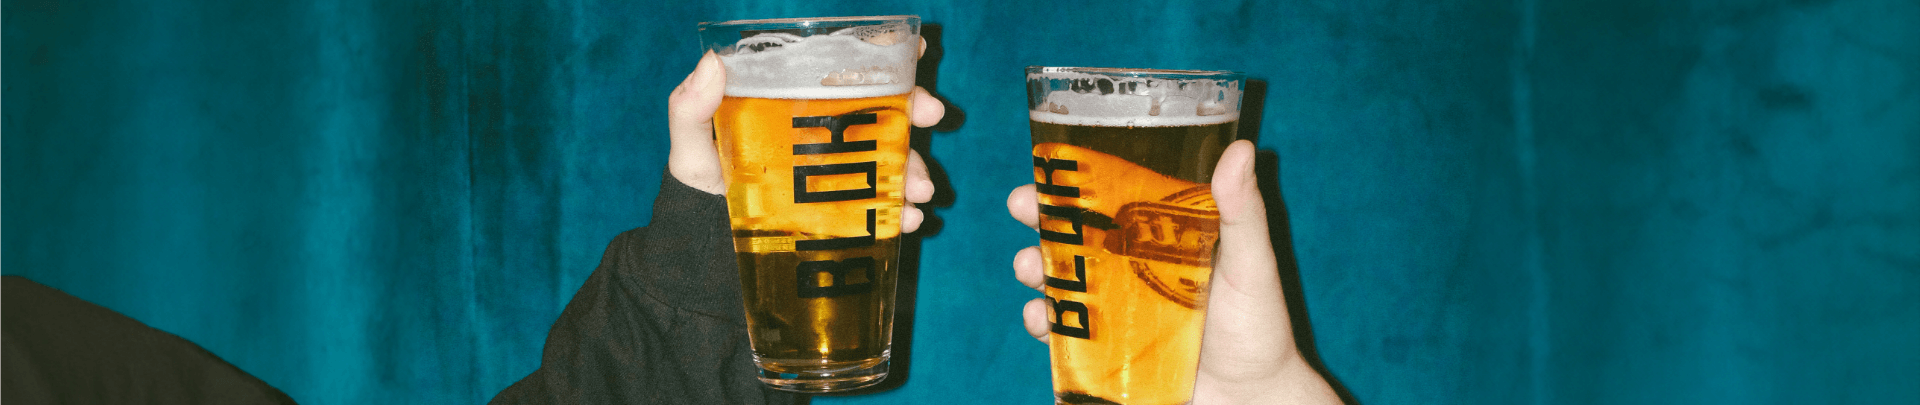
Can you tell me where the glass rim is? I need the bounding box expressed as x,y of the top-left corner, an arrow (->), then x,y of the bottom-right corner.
1026,66 -> 1243,79
699,15 -> 918,29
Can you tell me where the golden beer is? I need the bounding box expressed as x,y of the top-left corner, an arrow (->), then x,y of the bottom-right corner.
714,93 -> 910,387
1027,67 -> 1242,405
701,15 -> 920,393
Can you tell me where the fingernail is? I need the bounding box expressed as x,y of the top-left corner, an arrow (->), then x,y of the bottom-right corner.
1242,146 -> 1257,177
699,51 -> 719,69
1231,142 -> 1258,191
691,52 -> 720,87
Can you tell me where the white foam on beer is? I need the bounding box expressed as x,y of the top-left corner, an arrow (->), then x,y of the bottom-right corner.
1027,71 -> 1242,127
1029,109 -> 1237,127
1029,91 -> 1238,127
718,28 -> 917,99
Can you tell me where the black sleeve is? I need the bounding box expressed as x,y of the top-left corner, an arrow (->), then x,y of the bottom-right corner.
1,277 -> 299,405
490,175 -> 799,405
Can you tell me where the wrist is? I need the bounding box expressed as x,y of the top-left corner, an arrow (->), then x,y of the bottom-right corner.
1193,356 -> 1342,405
667,154 -> 725,195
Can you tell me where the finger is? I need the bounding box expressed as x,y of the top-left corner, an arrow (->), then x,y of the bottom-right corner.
902,203 -> 924,234
1007,184 -> 1039,230
906,150 -> 934,204
1023,298 -> 1051,343
918,37 -> 927,59
1197,140 -> 1298,373
1209,140 -> 1281,298
908,87 -> 945,128
1013,246 -> 1044,291
667,52 -> 727,194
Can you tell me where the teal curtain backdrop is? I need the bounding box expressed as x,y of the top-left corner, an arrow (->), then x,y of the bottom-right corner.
5,0 -> 1916,404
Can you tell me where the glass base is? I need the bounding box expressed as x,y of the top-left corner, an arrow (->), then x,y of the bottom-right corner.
756,357 -> 889,393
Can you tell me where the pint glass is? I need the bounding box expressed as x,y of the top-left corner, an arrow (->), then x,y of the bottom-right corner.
698,16 -> 919,392
1026,67 -> 1243,405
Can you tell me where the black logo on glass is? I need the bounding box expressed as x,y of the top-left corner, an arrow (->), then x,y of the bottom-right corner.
792,113 -> 880,298
1036,155 -> 1093,340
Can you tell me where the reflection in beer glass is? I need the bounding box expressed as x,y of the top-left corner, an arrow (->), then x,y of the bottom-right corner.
698,16 -> 919,393
1027,66 -> 1244,405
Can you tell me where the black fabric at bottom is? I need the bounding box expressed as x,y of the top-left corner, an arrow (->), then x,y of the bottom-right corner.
0,174 -> 789,405
2,276 -> 299,405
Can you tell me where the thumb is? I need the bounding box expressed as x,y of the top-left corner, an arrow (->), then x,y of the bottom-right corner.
1211,140 -> 1273,263
667,52 -> 727,194
1198,140 -> 1299,376
1210,140 -> 1279,295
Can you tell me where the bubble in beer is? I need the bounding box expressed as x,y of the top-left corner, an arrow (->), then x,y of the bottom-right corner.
1154,96 -> 1199,117
842,24 -> 906,46
729,33 -> 804,56
820,65 -> 903,86
1043,91 -> 1151,118
1197,101 -> 1230,116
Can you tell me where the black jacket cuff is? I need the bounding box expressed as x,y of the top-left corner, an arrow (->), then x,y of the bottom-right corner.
629,173 -> 746,323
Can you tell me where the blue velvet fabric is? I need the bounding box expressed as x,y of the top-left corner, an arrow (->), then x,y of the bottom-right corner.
5,0 -> 1915,404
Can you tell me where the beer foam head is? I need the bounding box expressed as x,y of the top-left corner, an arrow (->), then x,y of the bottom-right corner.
710,20 -> 918,99
1026,68 -> 1243,127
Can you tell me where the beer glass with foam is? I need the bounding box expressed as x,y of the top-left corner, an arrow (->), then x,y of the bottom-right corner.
697,16 -> 919,393
1026,67 -> 1244,405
